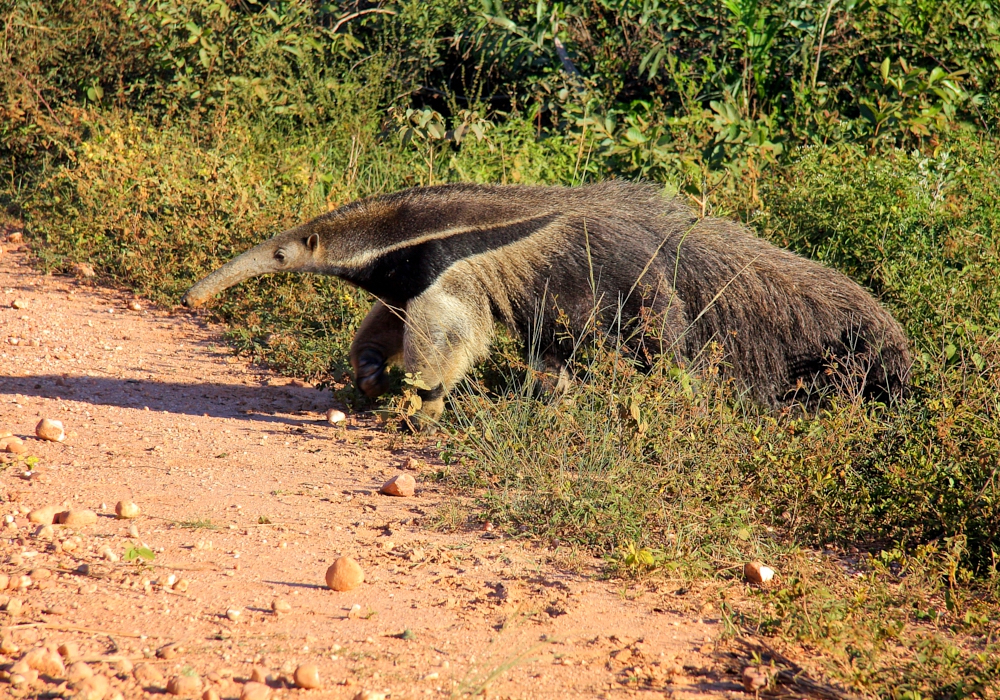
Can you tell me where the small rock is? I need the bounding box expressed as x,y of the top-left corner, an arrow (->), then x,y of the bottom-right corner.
29,568 -> 51,580
28,506 -> 62,525
173,578 -> 189,593
380,473 -> 416,497
115,501 -> 141,519
74,673 -> 110,700
347,604 -> 362,619
35,418 -> 66,442
742,665 -> 770,692
134,663 -> 165,685
249,667 -> 267,683
72,262 -> 96,278
0,573 -> 8,591
157,642 -> 184,659
326,557 -> 364,592
23,646 -> 66,676
326,408 -> 346,424
0,636 -> 17,654
203,690 -> 221,700
225,607 -> 242,622
67,660 -> 94,683
271,597 -> 291,614
12,299 -> 28,309
401,456 -> 424,470
56,509 -> 98,527
8,231 -> 23,244
35,524 -> 55,539
293,664 -> 321,689
57,642 -> 80,659
5,597 -> 23,615
743,561 -> 775,585
167,674 -> 203,696
127,300 -> 142,311
3,436 -> 26,454
99,546 -> 119,562
113,657 -> 133,676
44,604 -> 69,615
128,523 -> 140,538
240,681 -> 271,700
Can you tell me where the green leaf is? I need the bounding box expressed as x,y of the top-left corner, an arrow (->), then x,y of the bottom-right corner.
880,57 -> 891,82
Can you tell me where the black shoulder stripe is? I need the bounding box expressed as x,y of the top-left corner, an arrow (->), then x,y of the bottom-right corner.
342,212 -> 561,302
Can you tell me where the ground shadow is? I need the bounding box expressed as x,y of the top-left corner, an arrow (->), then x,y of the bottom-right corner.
2,374 -> 343,427
262,580 -> 328,590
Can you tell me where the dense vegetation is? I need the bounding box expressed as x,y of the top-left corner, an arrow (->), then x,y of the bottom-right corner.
3,0 -> 998,695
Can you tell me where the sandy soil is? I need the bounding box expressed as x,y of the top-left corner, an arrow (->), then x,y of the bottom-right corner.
0,244 -> 746,699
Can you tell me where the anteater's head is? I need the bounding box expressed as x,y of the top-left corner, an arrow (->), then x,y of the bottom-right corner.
181,226 -> 323,308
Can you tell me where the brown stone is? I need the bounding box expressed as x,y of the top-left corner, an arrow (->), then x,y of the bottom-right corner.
67,660 -> 94,683
3,437 -> 27,454
35,418 -> 66,442
743,561 -> 775,585
134,663 -> 165,686
56,509 -> 98,527
72,262 -> 96,278
22,646 -> 66,676
73,674 -> 110,700
115,501 -> 141,519
293,664 -> 321,689
742,665 -> 770,692
325,557 -> 364,592
157,642 -> 184,659
167,673 -> 203,696
240,681 -> 271,700
380,473 -> 416,497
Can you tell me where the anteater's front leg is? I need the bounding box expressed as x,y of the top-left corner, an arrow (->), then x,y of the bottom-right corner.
350,301 -> 405,398
402,282 -> 494,431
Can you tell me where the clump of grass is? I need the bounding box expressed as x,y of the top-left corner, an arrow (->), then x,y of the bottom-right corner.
176,518 -> 218,531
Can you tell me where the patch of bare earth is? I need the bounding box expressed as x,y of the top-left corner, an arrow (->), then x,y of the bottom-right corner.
0,247 -> 742,698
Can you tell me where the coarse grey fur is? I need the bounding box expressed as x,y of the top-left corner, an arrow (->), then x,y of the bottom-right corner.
182,181 -> 911,429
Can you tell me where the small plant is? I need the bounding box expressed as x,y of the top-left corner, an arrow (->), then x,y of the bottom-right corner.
124,543 -> 155,563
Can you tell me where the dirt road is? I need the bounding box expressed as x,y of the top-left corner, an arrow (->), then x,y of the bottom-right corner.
0,245 -> 737,698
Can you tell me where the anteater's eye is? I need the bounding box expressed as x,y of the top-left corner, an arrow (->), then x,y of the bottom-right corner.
274,250 -> 286,262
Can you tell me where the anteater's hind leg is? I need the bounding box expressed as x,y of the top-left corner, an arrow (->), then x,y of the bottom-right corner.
350,301 -> 405,398
402,282 -> 494,431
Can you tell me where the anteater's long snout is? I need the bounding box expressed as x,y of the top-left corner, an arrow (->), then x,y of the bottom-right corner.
180,242 -> 278,309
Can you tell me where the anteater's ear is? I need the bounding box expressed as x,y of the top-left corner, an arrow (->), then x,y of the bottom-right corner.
306,233 -> 319,252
